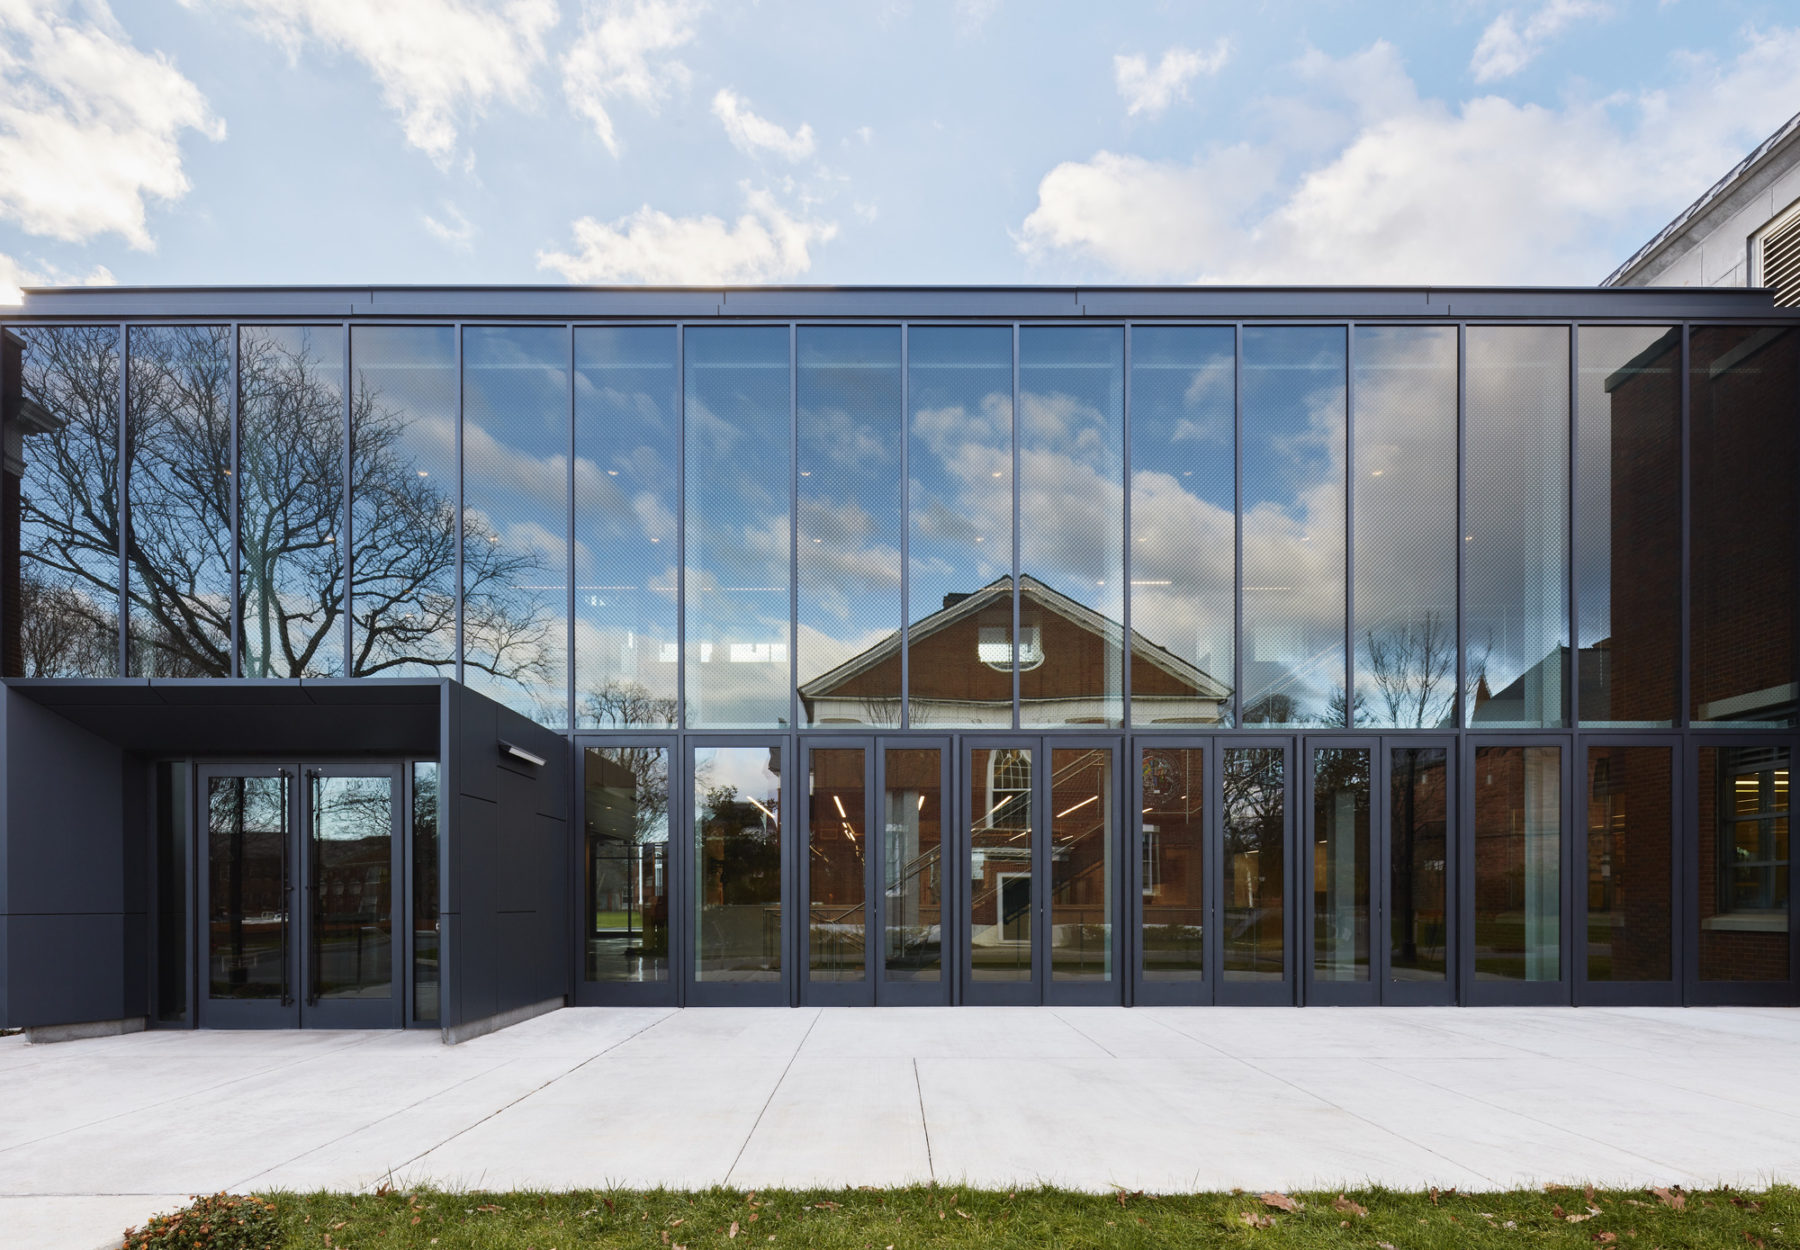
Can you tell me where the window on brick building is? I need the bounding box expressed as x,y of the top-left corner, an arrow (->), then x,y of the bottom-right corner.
1718,749 -> 1789,917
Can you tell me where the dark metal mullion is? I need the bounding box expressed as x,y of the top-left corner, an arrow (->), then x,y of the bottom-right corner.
1454,325 -> 1468,1002
228,323 -> 240,677
1121,325 -> 1132,733
564,324 -> 575,733
789,325 -> 799,1006
1678,324 -> 1694,1000
118,321 -> 129,675
1012,324 -> 1021,731
1678,324 -> 1692,729
789,324 -> 798,736
900,324 -> 910,730
1567,326 -> 1578,730
1344,325 -> 1355,727
1232,325 -> 1243,728
453,324 -> 464,684
341,322 -> 353,676
676,325 -> 686,731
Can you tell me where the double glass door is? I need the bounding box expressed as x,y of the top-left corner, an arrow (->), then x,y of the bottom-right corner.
198,763 -> 403,1028
1133,737 -> 1456,1005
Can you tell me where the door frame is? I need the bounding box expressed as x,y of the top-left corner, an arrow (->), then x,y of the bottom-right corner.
1301,735 -> 1380,1006
1378,737 -> 1458,1006
570,735 -> 680,1008
1573,734 -> 1682,1007
1043,737 -> 1125,1006
959,736 -> 1046,1005
1460,734 -> 1575,1006
1128,736 -> 1217,1006
875,736 -> 954,1006
299,762 -> 404,1030
683,736 -> 795,1007
196,763 -> 299,1029
1683,732 -> 1800,1007
1214,736 -> 1297,1006
799,736 -> 877,1006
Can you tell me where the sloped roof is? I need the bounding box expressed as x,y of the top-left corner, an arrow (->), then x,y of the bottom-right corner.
798,574 -> 1230,701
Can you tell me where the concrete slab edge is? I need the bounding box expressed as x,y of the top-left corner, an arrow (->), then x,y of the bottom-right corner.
25,1016 -> 146,1045
441,997 -> 564,1046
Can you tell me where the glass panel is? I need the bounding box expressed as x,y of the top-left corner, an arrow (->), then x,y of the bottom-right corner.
1473,745 -> 1562,981
808,747 -> 867,980
207,775 -> 288,1000
574,327 -> 677,728
237,325 -> 345,677
1311,746 -> 1370,981
462,327 -> 569,727
349,326 -> 458,676
1353,326 -> 1457,729
310,774 -> 393,1001
1576,327 -> 1680,726
1140,747 -> 1205,980
154,761 -> 189,1023
586,745 -> 670,983
906,327 -> 1013,728
1585,746 -> 1672,982
694,745 -> 783,981
4,325 -> 122,676
1222,746 -> 1285,979
970,746 -> 1033,981
1465,326 -> 1569,728
1129,328 -> 1234,726
884,747 -> 943,981
1698,745 -> 1790,981
1050,746 -> 1113,981
127,325 -> 232,676
1019,327 -> 1124,728
1690,326 -> 1798,727
685,327 -> 791,728
412,761 -> 440,1021
1241,327 -> 1346,727
797,327 -> 902,727
1389,747 -> 1448,981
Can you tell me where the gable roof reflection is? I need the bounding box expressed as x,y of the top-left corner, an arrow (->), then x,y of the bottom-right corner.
799,574 -> 1230,725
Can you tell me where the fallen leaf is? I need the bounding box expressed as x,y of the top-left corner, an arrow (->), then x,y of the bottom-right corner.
955,1210 -> 971,1219
813,1203 -> 839,1211
747,1213 -> 759,1223
729,1221 -> 740,1239
1504,1220 -> 1518,1229
668,1219 -> 683,1227
1431,1186 -> 1440,1206
1378,1242 -> 1397,1250
1239,1212 -> 1274,1229
1651,1188 -> 1686,1211
1585,1185 -> 1597,1205
1592,1234 -> 1617,1245
1334,1195 -> 1369,1218
1260,1192 -> 1300,1213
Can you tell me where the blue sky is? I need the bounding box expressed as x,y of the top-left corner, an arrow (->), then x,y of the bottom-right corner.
2,0 -> 1797,299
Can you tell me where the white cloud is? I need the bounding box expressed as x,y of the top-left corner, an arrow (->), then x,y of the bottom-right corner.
1471,0 -> 1609,83
0,252 -> 115,305
191,0 -> 556,163
1114,40 -> 1231,117
953,0 -> 999,36
562,0 -> 700,156
1019,29 -> 1800,285
422,202 -> 475,249
0,0 -> 223,249
538,185 -> 837,284
711,88 -> 815,162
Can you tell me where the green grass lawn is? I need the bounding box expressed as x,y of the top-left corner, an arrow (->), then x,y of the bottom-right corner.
239,1185 -> 1794,1248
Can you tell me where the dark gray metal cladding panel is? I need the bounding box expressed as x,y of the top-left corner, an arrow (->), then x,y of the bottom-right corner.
0,917 -> 10,1027
456,794 -> 498,929
496,769 -> 537,914
6,914 -> 126,1026
121,910 -> 147,1019
456,905 -> 498,1025
440,912 -> 464,1027
18,288 -> 372,319
495,911 -> 541,1014
367,288 -> 724,319
456,689 -> 501,805
719,288 -> 1084,318
1080,288 -> 1436,318
4,690 -> 127,915
7,678 -> 157,706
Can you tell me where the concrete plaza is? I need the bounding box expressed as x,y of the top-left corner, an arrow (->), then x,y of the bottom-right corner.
3,1005 -> 1798,1248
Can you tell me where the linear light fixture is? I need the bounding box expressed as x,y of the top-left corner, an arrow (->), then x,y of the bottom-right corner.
500,740 -> 547,767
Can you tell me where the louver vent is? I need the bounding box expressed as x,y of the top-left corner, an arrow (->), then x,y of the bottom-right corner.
1761,210 -> 1800,307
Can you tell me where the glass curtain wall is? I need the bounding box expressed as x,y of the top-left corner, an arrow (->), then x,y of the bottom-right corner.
237,325 -> 345,677
1576,327 -> 1680,727
1128,327 -> 1234,726
1240,328 -> 1346,727
906,327 -> 1014,726
684,328 -> 791,729
1465,326 -> 1570,728
1353,326 -> 1457,729
586,744 -> 670,983
573,327 -> 679,728
797,327 -> 902,727
1019,327 -> 1124,727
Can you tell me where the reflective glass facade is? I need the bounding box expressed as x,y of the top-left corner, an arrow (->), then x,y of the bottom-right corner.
4,290 -> 1796,1010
